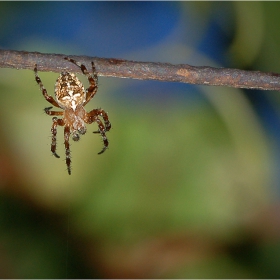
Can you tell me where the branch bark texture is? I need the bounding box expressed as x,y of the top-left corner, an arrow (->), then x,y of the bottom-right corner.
1,49 -> 280,92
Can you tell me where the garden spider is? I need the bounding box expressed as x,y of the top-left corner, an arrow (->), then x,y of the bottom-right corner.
34,57 -> 111,175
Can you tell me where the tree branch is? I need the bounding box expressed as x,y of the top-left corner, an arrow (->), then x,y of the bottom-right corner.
1,49 -> 280,92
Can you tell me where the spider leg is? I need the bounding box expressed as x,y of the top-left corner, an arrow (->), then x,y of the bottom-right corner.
64,57 -> 98,105
88,108 -> 111,132
51,117 -> 64,158
51,118 -> 72,175
64,125 -> 72,175
44,107 -> 64,116
86,109 -> 110,154
96,118 -> 109,154
34,64 -> 60,108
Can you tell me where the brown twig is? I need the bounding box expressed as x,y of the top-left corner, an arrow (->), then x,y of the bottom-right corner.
1,49 -> 280,91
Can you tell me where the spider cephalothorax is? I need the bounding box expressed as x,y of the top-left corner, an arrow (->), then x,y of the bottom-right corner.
34,57 -> 111,175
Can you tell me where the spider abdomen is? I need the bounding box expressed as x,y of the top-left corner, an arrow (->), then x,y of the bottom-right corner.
55,72 -> 86,110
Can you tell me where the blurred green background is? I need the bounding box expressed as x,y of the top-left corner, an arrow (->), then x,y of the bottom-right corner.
0,1 -> 280,278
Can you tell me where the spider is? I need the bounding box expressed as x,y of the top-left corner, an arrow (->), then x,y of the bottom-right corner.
34,57 -> 111,175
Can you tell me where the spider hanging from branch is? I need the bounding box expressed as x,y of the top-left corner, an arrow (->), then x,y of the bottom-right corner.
34,57 -> 111,175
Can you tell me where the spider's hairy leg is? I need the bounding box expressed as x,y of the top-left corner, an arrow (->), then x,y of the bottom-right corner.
86,109 -> 110,154
64,57 -> 98,105
34,64 -> 60,108
44,107 -> 64,116
51,117 -> 64,158
95,118 -> 109,154
64,125 -> 72,175
90,109 -> 111,133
